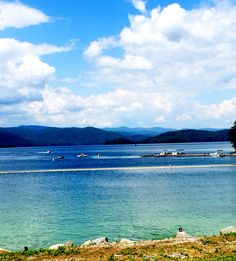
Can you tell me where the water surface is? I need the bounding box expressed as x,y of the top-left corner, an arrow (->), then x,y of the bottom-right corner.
0,142 -> 235,250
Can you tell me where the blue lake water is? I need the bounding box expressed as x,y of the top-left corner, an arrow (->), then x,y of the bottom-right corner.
0,142 -> 235,250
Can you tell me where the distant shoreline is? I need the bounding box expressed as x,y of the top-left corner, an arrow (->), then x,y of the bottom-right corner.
0,164 -> 236,175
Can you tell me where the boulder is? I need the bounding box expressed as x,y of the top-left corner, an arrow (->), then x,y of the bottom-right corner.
176,231 -> 191,239
49,241 -> 73,250
64,241 -> 73,246
169,253 -> 186,259
49,244 -> 64,250
175,231 -> 197,241
119,238 -> 136,246
82,237 -> 109,246
220,226 -> 236,235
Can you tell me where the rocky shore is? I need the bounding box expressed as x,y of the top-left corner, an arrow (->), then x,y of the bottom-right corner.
0,226 -> 235,260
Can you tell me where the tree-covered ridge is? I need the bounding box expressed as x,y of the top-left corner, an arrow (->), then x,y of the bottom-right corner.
230,121 -> 236,151
0,126 -> 231,147
144,129 -> 229,144
0,126 -> 124,147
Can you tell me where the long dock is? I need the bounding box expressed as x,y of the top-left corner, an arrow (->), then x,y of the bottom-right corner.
141,153 -> 236,158
0,164 -> 236,175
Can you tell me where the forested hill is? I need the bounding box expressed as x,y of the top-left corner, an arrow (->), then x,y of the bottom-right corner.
144,129 -> 230,143
0,126 -> 230,147
0,126 -> 123,147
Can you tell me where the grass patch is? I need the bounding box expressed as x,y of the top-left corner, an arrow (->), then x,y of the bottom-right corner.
0,235 -> 236,260
119,248 -> 138,256
0,246 -> 80,260
225,233 -> 236,237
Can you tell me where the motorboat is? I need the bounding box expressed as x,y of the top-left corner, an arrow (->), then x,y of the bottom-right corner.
209,150 -> 225,157
77,153 -> 88,158
56,155 -> 64,159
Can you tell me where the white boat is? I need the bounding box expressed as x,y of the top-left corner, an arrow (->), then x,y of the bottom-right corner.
210,150 -> 225,157
56,155 -> 64,159
52,155 -> 64,161
209,152 -> 220,157
38,150 -> 52,154
77,153 -> 88,158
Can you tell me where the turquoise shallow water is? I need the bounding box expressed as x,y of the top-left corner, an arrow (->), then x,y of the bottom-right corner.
0,142 -> 235,250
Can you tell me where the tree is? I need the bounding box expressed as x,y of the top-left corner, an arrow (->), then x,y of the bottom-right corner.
230,121 -> 236,151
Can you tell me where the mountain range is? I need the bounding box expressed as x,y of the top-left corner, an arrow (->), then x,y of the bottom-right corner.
0,125 -> 230,147
0,126 -> 123,147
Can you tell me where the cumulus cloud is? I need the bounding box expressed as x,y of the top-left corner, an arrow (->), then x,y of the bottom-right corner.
80,1 -> 236,128
131,0 -> 146,13
84,37 -> 118,59
1,1 -> 236,128
0,38 -> 70,112
24,87 -> 181,127
194,97 -> 236,127
0,1 -> 49,30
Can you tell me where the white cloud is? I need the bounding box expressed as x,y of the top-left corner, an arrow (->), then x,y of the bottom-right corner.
0,1 -> 49,30
84,37 -> 118,59
0,38 -> 70,109
80,1 -> 236,128
23,87 -> 188,127
24,88 -> 236,128
131,0 -> 146,13
97,54 -> 152,70
176,113 -> 192,122
1,1 -> 236,128
194,97 -> 236,127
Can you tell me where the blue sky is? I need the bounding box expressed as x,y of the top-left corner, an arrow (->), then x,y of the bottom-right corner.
0,0 -> 235,128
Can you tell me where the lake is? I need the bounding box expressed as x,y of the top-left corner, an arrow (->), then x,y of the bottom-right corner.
0,142 -> 235,250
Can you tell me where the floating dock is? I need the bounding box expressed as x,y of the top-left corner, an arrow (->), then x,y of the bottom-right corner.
141,153 -> 236,158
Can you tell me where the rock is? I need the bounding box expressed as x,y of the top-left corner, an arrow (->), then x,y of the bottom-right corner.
169,253 -> 186,259
119,238 -> 136,246
82,237 -> 109,246
49,244 -> 64,250
0,248 -> 10,254
176,231 -> 192,239
82,240 -> 93,246
142,255 -> 156,260
64,241 -> 73,246
49,241 -> 73,250
175,231 -> 197,241
220,226 -> 236,235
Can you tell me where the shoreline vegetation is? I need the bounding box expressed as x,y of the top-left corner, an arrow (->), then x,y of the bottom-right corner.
0,230 -> 235,261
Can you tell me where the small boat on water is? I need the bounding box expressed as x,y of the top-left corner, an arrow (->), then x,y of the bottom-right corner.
56,155 -> 64,160
209,150 -> 225,157
77,153 -> 88,158
38,150 -> 52,154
